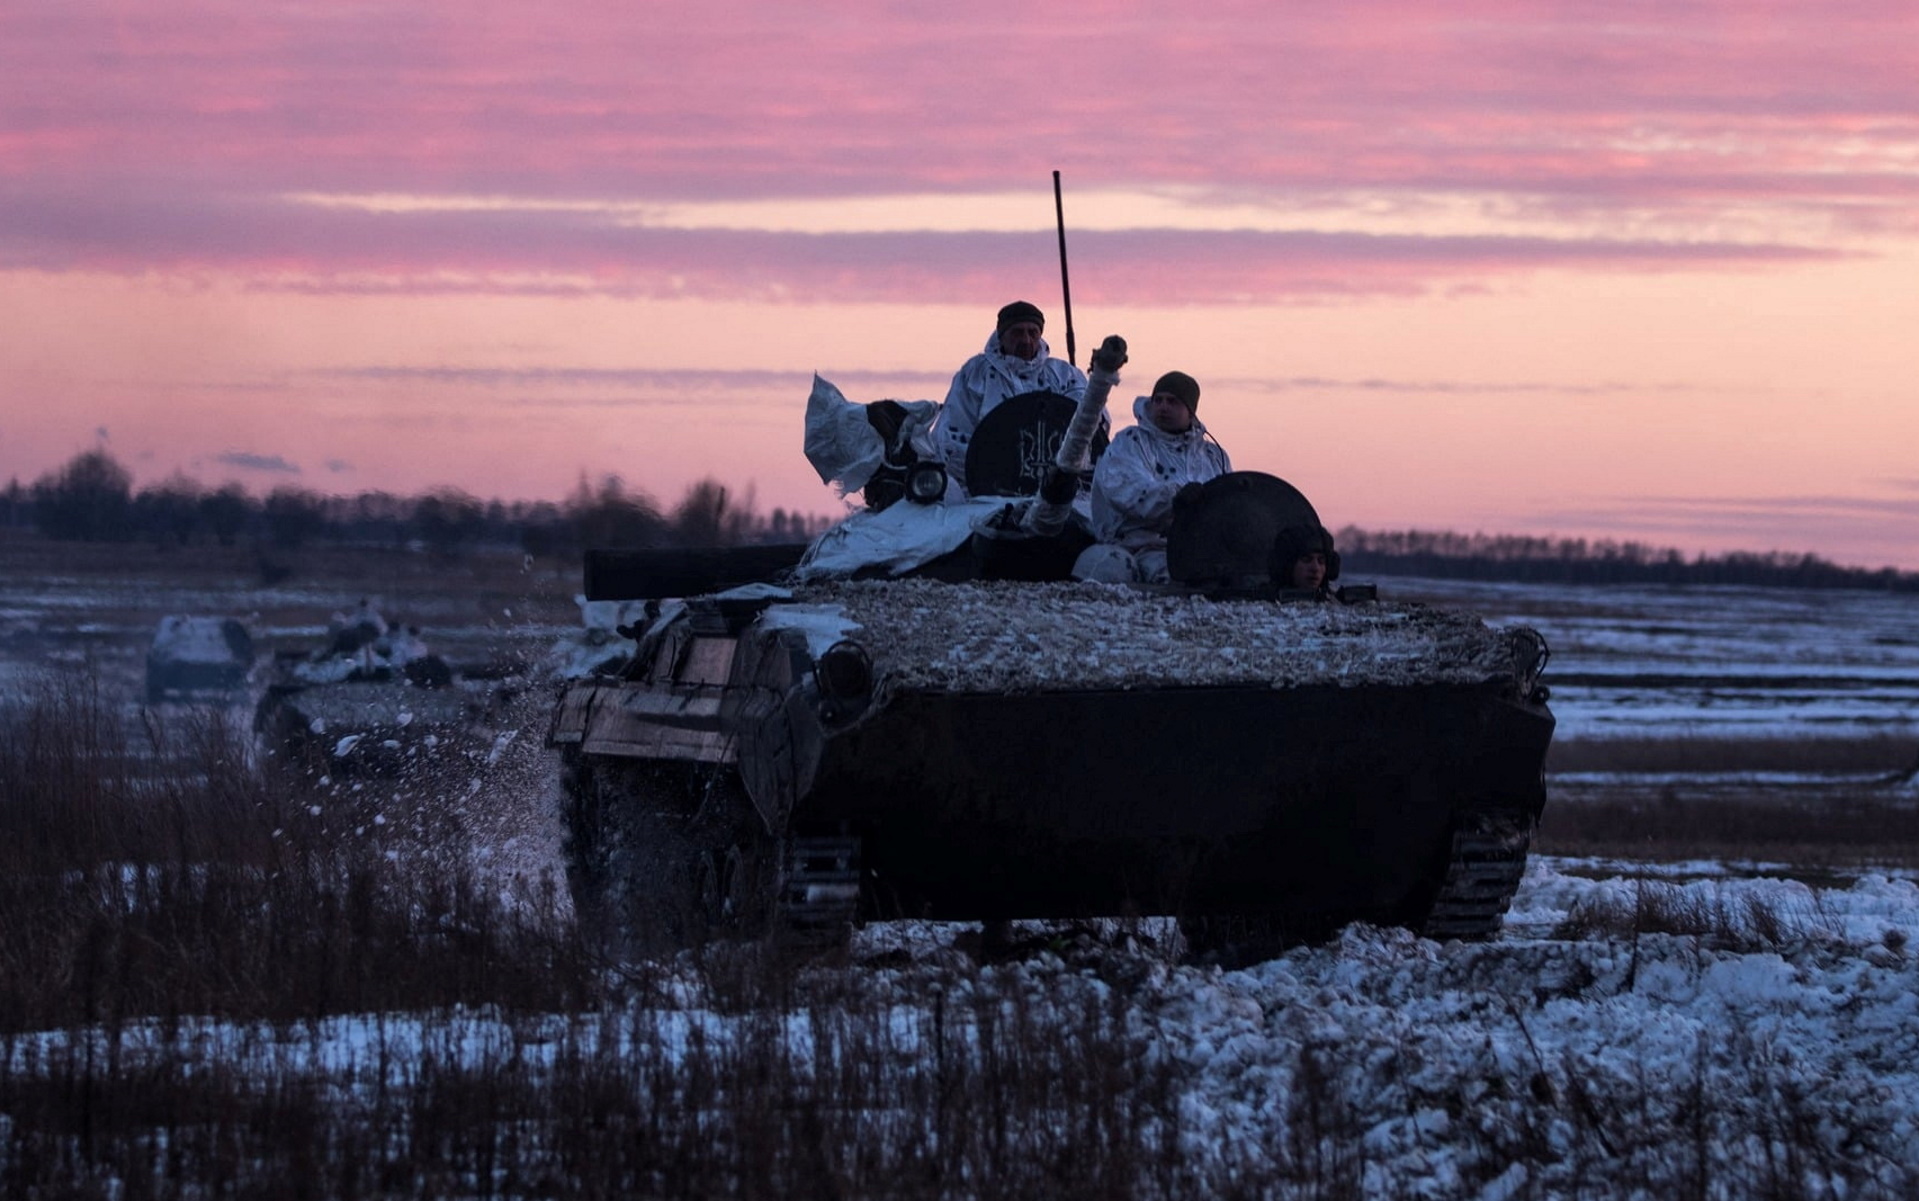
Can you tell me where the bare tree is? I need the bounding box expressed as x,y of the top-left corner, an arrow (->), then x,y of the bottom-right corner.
134,474 -> 205,546
199,484 -> 253,547
31,450 -> 134,541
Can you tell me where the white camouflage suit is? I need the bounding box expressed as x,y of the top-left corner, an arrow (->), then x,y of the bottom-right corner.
1075,395 -> 1232,584
934,330 -> 1091,499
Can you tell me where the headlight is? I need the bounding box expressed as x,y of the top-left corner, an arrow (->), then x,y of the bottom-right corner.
905,460 -> 948,504
816,640 -> 874,719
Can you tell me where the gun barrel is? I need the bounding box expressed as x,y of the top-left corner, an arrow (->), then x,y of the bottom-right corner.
1022,361 -> 1120,538
1053,364 -> 1116,475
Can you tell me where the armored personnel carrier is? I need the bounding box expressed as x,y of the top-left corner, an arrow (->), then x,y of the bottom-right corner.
253,600 -> 515,776
146,615 -> 254,705
550,355 -> 1554,962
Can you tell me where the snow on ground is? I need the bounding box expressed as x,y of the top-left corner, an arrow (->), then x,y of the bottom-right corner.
12,860 -> 1919,1195
1383,575 -> 1919,743
9,562 -> 1919,1191
6,554 -> 1912,747
0,549 -> 578,716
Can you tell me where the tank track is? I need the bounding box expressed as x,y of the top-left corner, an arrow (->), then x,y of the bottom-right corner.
1420,816 -> 1536,940
564,754 -> 866,954
775,834 -> 862,946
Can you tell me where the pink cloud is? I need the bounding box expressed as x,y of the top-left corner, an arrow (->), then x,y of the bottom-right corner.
8,0 -> 1916,564
0,189 -> 1842,303
4,1 -> 1915,212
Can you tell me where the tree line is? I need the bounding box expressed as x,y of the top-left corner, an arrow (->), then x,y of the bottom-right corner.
7,449 -> 1915,591
1336,527 -> 1919,592
3,449 -> 834,556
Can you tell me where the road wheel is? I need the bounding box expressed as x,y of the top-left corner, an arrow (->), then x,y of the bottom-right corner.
695,839 -> 776,941
563,757 -> 703,958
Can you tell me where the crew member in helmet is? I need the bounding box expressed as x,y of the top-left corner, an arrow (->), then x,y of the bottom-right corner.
934,300 -> 1093,499
1270,523 -> 1340,598
1072,370 -> 1232,584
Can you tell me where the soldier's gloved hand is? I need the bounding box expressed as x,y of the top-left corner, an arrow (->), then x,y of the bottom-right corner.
1174,482 -> 1205,509
1089,335 -> 1128,373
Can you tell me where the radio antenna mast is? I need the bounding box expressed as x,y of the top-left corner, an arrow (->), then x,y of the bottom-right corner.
1053,170 -> 1077,368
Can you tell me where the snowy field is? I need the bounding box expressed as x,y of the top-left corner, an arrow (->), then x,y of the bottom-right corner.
1385,575 -> 1919,745
9,862 -> 1919,1197
8,545 -> 1913,748
6,543 -> 1919,1195
0,539 -> 581,710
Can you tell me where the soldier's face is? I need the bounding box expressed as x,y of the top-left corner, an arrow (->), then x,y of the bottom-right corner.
1148,392 -> 1194,433
999,322 -> 1042,360
1291,552 -> 1327,591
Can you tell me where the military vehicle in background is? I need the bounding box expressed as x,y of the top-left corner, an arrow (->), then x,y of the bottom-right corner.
253,600 -> 519,776
548,355 -> 1555,964
146,616 -> 255,706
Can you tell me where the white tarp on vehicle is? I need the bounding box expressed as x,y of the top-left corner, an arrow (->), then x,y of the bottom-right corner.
802,374 -> 939,498
795,497 -> 1013,580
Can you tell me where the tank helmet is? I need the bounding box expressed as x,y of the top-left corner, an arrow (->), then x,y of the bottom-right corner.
1269,523 -> 1341,585
1151,371 -> 1201,413
996,300 -> 1045,331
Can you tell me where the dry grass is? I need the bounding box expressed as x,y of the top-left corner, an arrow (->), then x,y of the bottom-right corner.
1549,734 -> 1919,775
0,528 -> 577,596
1,979 -> 1197,1200
4,665 -> 1916,1197
0,671 -> 1208,1198
1549,879 -> 1841,948
1536,785 -> 1919,869
0,674 -> 594,1033
1543,733 -> 1919,870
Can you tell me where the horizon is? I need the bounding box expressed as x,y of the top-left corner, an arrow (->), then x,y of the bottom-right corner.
4,3 -> 1917,568
16,448 -> 1917,578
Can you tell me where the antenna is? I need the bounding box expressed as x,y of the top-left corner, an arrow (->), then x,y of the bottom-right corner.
1053,170 -> 1076,368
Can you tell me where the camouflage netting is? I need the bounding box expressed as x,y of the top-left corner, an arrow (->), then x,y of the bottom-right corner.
785,579 -> 1528,694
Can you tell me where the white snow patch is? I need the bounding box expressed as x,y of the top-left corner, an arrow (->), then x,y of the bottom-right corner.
759,603 -> 863,659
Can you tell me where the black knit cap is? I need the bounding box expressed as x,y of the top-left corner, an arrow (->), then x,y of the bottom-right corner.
1269,523 -> 1340,585
1151,371 -> 1201,412
996,300 -> 1045,331
1273,523 -> 1335,562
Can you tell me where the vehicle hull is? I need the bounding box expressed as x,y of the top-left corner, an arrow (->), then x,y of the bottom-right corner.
551,585 -> 1554,955
803,682 -> 1550,928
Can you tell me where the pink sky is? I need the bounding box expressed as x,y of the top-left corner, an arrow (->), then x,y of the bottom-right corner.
4,1 -> 1918,567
